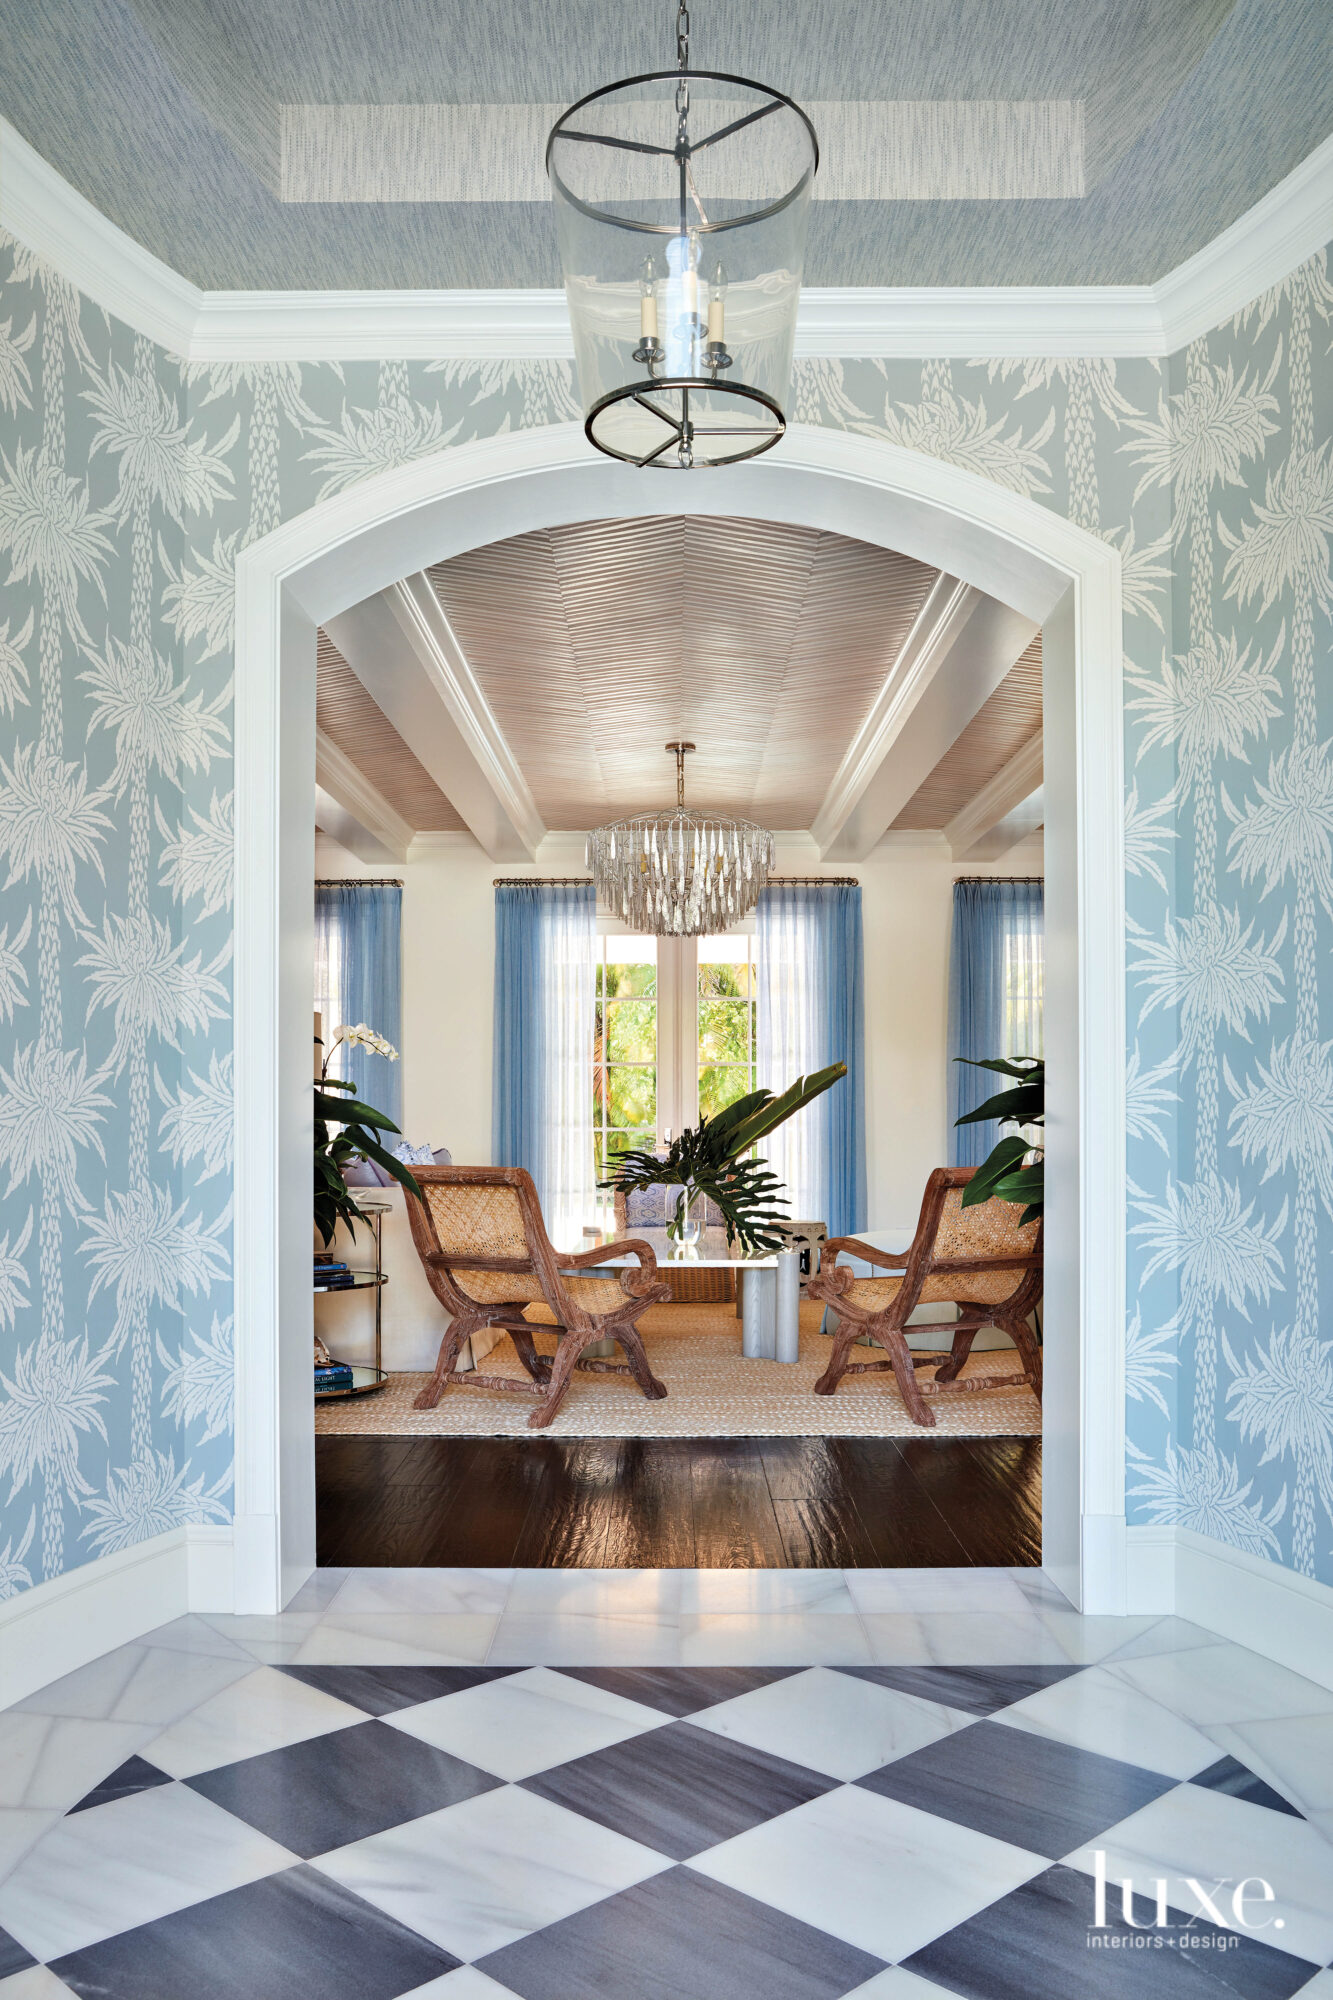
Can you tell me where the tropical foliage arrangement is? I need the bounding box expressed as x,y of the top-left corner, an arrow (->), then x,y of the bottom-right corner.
954,1056 -> 1044,1224
600,1064 -> 847,1255
314,1025 -> 422,1246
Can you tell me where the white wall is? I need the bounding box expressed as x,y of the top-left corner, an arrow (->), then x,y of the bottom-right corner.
314,822 -> 1043,1368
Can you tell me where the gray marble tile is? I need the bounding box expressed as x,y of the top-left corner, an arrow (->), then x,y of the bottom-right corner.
1190,1755 -> 1303,1818
186,1718 -> 502,1858
554,1666 -> 800,1718
0,1932 -> 35,1983
906,1862 -> 1316,1999
276,1664 -> 520,1718
67,1755 -> 172,1814
522,1719 -> 836,1860
857,1718 -> 1176,1857
477,1864 -> 885,2000
836,1661 -> 1081,1718
50,1862 -> 458,2000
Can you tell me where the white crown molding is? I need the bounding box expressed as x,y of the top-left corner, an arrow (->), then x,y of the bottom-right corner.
314,727 -> 414,863
3,114 -> 1331,364
945,730 -> 1043,859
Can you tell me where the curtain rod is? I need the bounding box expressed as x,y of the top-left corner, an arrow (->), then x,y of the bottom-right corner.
316,877 -> 404,887
953,875 -> 1043,885
492,875 -> 859,888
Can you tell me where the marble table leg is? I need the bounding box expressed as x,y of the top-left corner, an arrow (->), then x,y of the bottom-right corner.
774,1249 -> 800,1363
741,1268 -> 776,1358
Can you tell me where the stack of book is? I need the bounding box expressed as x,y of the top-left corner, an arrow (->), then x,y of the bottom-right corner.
313,1259 -> 357,1291
315,1361 -> 355,1392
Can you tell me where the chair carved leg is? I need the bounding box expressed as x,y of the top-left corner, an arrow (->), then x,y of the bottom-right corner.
882,1323 -> 937,1426
1005,1313 -> 1043,1398
413,1314 -> 482,1409
527,1327 -> 589,1428
813,1318 -> 863,1395
934,1326 -> 978,1385
615,1321 -> 668,1401
508,1321 -> 553,1383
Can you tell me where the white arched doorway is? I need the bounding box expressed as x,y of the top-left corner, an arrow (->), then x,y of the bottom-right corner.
232,421 -> 1126,1616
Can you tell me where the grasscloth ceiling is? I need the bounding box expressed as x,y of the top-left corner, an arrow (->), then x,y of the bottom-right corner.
3,1 -> 1329,288
893,634 -> 1042,828
426,517 -> 938,831
316,630 -> 464,830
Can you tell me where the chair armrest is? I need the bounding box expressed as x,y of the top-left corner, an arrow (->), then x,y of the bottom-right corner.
559,1236 -> 660,1276
820,1236 -> 909,1272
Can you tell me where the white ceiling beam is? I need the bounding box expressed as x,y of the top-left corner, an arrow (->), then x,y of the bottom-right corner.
324,575 -> 545,862
945,733 -> 1044,861
314,727 -> 413,863
811,577 -> 1039,861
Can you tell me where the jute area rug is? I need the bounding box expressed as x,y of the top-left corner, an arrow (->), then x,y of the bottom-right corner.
315,1301 -> 1042,1440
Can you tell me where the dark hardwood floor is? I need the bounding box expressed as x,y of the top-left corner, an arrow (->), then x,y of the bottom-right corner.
316,1434 -> 1042,1568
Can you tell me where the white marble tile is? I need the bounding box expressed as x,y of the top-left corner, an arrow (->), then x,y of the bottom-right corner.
1291,1964 -> 1333,1996
313,1782 -> 671,1962
486,1613 -> 681,1666
503,1569 -> 683,1618
136,1615 -> 252,1662
1096,1616 -> 1218,1664
282,1568 -> 350,1612
692,1665 -> 970,1780
1308,1810 -> 1333,1850
1066,1784 -> 1333,1967
0,1782 -> 295,1962
1035,1612 -> 1168,1665
693,1782 -> 1045,1962
677,1570 -> 859,1616
0,1712 -> 154,1811
1206,1712 -> 1333,1818
15,1645 -> 253,1728
845,1971 -> 958,1999
863,1611 -> 1069,1666
144,1665 -> 367,1779
1006,1568 -> 1075,1611
995,1664 -> 1220,1779
198,1612 -> 324,1663
0,1808 -> 60,1886
385,1665 -> 668,1780
326,1567 -> 514,1616
1107,1641 -> 1333,1726
398,1971 -> 520,2000
679,1613 -> 870,1666
292,1613 -> 499,1665
843,1568 -> 1031,1616
0,1969 -> 82,2000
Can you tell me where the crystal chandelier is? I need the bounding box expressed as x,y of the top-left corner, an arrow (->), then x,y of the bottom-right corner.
587,743 -> 775,936
546,1 -> 818,468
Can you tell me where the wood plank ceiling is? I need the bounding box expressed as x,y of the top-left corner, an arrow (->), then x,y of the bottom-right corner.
316,517 -> 1042,839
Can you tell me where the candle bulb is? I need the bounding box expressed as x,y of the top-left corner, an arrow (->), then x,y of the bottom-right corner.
707,260 -> 727,342
639,258 -> 659,339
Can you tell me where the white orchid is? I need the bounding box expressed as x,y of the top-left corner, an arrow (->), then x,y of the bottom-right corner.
332,1022 -> 399,1062
159,1311 -> 233,1444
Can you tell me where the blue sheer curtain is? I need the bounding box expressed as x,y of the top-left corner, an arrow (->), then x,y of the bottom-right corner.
757,883 -> 866,1238
493,883 -> 596,1247
314,882 -> 403,1126
948,878 -> 1044,1166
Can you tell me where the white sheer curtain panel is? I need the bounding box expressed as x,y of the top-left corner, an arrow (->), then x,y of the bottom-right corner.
538,890 -> 597,1251
756,892 -> 824,1222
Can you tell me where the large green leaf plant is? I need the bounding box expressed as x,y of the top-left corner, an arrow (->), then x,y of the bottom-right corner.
314,1028 -> 423,1247
954,1055 -> 1044,1224
600,1063 -> 848,1255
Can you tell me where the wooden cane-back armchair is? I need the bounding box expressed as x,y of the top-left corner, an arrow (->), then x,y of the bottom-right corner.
807,1166 -> 1042,1427
404,1165 -> 671,1429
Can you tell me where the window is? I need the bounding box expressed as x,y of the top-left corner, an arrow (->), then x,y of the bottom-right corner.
697,933 -> 758,1119
593,934 -> 657,1182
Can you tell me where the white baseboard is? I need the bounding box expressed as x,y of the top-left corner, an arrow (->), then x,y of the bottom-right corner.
0,1525 -> 235,1709
1126,1523 -> 1333,1692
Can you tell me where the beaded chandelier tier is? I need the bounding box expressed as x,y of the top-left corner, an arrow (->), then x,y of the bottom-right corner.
587,742 -> 775,936
546,1 -> 817,469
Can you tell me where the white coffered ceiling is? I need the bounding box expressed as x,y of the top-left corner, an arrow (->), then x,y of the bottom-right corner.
314,513 -> 1044,865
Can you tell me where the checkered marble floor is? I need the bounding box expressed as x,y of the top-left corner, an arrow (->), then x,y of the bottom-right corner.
2,1568 -> 1333,1999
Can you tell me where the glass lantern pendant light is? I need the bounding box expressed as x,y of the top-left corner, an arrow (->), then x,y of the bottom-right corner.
547,0 -> 818,468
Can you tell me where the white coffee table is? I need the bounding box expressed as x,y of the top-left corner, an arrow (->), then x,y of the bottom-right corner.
576,1225 -> 803,1363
